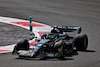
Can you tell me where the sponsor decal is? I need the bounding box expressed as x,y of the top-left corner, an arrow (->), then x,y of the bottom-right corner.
29,41 -> 38,46
67,26 -> 78,29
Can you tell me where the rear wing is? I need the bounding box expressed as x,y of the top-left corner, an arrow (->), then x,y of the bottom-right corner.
57,26 -> 81,33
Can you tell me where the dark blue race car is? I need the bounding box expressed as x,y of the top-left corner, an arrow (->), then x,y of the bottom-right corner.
12,26 -> 88,58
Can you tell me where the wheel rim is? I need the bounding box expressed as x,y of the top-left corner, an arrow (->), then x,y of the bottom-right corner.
84,36 -> 87,49
61,45 -> 64,56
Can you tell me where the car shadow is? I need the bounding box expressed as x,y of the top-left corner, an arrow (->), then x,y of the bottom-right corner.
78,50 -> 96,52
16,56 -> 74,61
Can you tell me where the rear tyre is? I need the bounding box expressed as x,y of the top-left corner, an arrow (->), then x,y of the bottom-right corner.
75,34 -> 88,51
16,39 -> 29,51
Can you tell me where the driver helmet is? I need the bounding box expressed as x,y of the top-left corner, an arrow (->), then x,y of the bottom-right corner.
47,35 -> 56,39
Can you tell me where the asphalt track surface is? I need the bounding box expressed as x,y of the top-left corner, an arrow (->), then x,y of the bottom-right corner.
0,0 -> 100,67
0,22 -> 30,46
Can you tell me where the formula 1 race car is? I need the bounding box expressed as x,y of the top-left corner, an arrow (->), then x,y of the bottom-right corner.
12,26 -> 88,58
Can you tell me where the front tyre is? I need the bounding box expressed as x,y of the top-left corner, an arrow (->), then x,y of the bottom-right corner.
16,39 -> 29,51
75,34 -> 88,51
54,41 -> 65,58
57,44 -> 65,58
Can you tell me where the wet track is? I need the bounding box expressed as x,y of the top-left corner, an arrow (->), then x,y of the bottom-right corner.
0,0 -> 100,67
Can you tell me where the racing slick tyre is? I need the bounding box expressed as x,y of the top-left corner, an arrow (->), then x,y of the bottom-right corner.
75,34 -> 88,51
54,40 -> 63,49
58,44 -> 65,58
16,39 -> 29,51
54,40 -> 65,58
